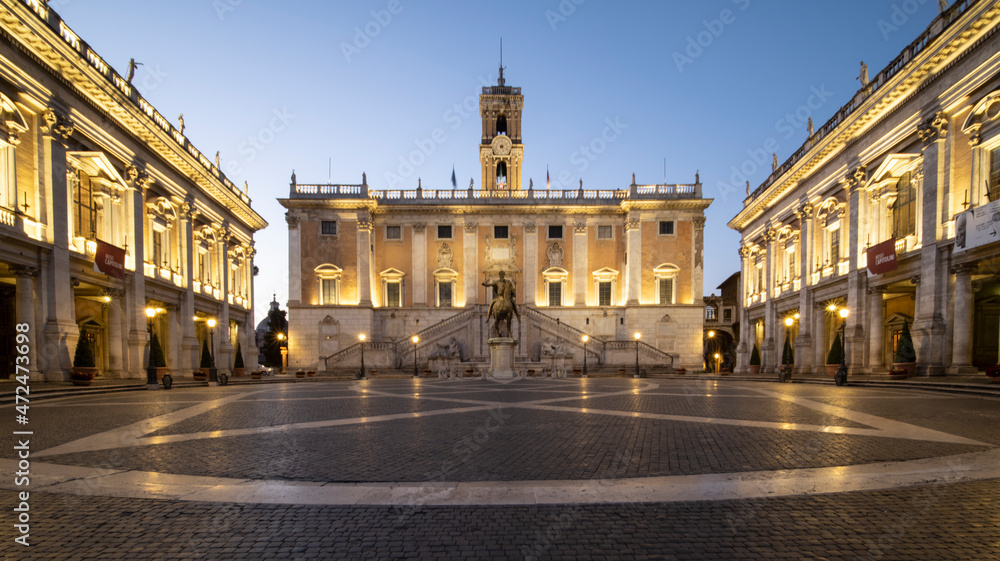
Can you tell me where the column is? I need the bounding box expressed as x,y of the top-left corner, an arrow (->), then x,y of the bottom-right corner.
625,215 -> 641,305
166,303 -> 180,377
357,215 -> 373,306
286,213 -> 302,305
813,302 -> 827,374
572,221 -> 587,306
734,247 -> 749,373
948,263 -> 977,374
218,228 -> 232,374
761,228 -> 776,372
523,222 -> 537,305
795,204 -> 814,375
126,170 -> 149,376
180,203 -> 199,374
912,113 -> 949,375
11,266 -> 40,380
845,170 -> 866,374
692,217 -> 705,305
40,109 -> 76,379
867,286 -> 886,373
412,223 -> 427,307
246,244 -> 260,366
103,288 -> 125,378
463,221 -> 478,305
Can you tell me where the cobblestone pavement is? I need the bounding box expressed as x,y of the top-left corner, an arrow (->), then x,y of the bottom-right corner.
2,378 -> 998,559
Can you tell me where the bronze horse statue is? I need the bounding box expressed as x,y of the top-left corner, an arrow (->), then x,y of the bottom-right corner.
483,270 -> 519,338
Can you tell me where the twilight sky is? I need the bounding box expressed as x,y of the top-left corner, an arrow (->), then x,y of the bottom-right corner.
53,0 -> 947,323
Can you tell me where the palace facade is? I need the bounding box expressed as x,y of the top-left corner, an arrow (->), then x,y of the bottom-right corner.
729,0 -> 1000,376
0,1 -> 267,380
280,69 -> 712,373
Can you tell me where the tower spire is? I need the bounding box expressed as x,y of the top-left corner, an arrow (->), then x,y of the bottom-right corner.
498,38 -> 505,86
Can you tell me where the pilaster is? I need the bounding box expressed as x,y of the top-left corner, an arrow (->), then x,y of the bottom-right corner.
286,212 -> 302,305
357,215 -> 373,307
464,221 -> 478,305
625,216 -> 641,305
523,222 -> 537,305
572,221 -> 587,306
412,223 -> 427,307
10,266 -> 41,380
692,217 -> 705,305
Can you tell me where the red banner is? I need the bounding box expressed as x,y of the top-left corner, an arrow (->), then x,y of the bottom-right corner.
94,240 -> 126,279
866,238 -> 898,275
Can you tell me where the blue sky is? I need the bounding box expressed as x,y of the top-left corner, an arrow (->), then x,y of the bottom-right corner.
53,0 -> 948,322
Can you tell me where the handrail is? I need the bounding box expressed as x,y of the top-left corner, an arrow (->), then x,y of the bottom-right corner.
523,306 -> 605,359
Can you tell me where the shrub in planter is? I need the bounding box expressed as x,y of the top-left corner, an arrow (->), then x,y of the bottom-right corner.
194,339 -> 212,379
233,341 -> 245,377
149,332 -> 167,380
72,328 -> 97,385
985,364 -> 1000,380
825,335 -> 843,375
892,320 -> 917,376
748,344 -> 761,374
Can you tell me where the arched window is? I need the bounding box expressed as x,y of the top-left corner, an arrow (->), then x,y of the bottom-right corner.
315,264 -> 343,305
496,114 -> 507,136
496,162 -> 508,189
653,263 -> 680,305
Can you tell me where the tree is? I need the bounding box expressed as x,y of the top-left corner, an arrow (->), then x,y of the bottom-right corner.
894,319 -> 916,363
781,333 -> 794,366
263,307 -> 288,368
200,338 -> 214,369
73,328 -> 96,368
827,335 -> 843,365
149,333 -> 166,368
234,340 -> 244,369
749,344 -> 761,366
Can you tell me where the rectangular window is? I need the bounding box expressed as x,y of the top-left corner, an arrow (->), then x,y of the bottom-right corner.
386,282 -> 401,307
321,278 -> 338,305
829,228 -> 840,264
197,252 -> 205,281
548,281 -> 562,307
659,220 -> 674,235
438,281 -> 452,307
152,231 -> 162,267
705,306 -> 717,321
723,308 -> 732,321
0,145 -> 15,210
74,173 -> 94,238
598,281 -> 612,306
494,225 -> 509,239
989,147 -> 1000,202
893,172 -> 916,237
658,278 -> 674,304
321,221 -> 338,235
597,225 -> 613,240
386,225 -> 402,240
437,224 -> 452,239
548,224 -> 563,239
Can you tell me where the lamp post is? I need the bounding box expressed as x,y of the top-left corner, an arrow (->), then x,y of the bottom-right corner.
358,333 -> 366,379
780,316 -> 794,382
411,335 -> 420,378
277,332 -> 286,374
835,307 -> 849,386
633,332 -> 641,378
707,330 -> 716,372
145,308 -> 157,386
581,334 -> 589,378
207,318 -> 218,383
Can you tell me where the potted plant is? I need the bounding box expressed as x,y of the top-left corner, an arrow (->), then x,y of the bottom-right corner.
675,367 -> 687,375
250,370 -> 262,379
986,364 -> 1000,382
149,332 -> 167,380
195,339 -> 211,380
71,328 -> 97,386
295,370 -> 306,378
826,335 -> 843,376
748,344 -> 761,375
888,366 -> 909,379
892,320 -> 917,377
233,341 -> 245,377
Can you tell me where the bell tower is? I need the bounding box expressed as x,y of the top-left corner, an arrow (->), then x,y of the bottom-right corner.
479,61 -> 524,191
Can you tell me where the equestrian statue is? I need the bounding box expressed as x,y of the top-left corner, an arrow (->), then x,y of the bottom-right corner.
483,270 -> 519,338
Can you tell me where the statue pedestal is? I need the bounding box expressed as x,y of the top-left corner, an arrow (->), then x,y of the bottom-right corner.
486,338 -> 518,381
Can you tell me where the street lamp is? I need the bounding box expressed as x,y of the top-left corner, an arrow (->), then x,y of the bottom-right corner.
277,332 -> 286,374
706,330 -> 716,372
358,333 -> 366,379
411,335 -> 420,378
145,308 -> 157,386
207,318 -> 218,383
633,332 -> 641,378
835,307 -> 849,386
581,334 -> 589,378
